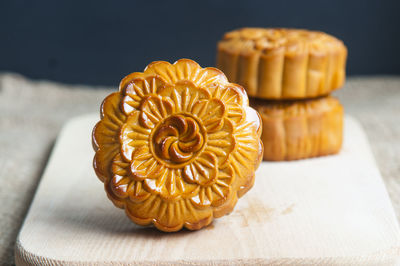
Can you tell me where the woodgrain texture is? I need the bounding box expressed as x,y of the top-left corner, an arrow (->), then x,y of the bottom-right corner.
14,114 -> 400,265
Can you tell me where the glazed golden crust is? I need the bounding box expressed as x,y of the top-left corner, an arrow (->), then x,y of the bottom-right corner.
217,28 -> 347,100
92,59 -> 263,232
251,96 -> 343,161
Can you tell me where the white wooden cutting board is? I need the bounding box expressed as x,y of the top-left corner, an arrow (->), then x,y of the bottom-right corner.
15,114 -> 400,265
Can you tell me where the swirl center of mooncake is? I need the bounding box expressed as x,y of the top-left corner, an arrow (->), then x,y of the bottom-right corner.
151,114 -> 206,167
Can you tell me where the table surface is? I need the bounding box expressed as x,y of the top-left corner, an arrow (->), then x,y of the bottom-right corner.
15,115 -> 400,265
1,73 -> 400,265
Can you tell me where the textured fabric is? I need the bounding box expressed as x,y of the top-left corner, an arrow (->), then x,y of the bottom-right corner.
0,73 -> 399,265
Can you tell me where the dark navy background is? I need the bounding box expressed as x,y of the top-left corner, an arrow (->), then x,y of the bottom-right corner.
1,0 -> 399,86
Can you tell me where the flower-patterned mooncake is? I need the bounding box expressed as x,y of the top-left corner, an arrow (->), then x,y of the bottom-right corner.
92,59 -> 263,232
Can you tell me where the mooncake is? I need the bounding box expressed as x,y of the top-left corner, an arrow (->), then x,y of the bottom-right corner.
92,59 -> 263,232
217,28 -> 347,99
251,96 -> 343,161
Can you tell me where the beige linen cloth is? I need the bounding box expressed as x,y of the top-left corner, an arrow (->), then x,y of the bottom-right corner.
0,73 -> 399,265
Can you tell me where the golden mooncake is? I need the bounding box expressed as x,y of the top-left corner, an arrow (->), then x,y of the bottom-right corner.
92,59 -> 263,232
217,28 -> 347,99
251,96 -> 343,161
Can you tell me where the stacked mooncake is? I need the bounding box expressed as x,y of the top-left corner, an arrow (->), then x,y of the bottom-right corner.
217,28 -> 347,161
